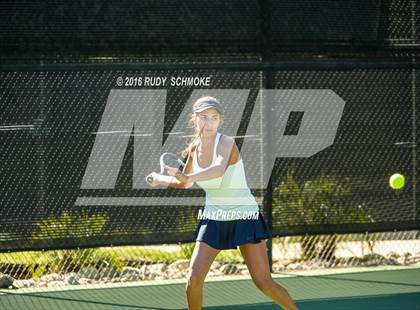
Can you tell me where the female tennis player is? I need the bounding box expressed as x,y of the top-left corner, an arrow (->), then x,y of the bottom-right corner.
146,96 -> 298,310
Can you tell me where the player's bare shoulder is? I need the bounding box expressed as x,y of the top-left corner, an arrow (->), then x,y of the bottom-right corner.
220,134 -> 235,146
218,134 -> 235,151
218,134 -> 240,164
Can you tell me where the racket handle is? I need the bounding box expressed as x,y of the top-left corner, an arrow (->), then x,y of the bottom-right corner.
146,175 -> 154,185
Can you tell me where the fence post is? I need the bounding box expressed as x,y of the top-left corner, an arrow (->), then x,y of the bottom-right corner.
259,0 -> 274,272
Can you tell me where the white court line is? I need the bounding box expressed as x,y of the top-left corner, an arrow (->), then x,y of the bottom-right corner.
231,135 -> 261,138
92,131 -> 186,137
92,131 -> 154,137
164,132 -> 185,135
92,130 -> 132,135
119,134 -> 154,137
0,125 -> 34,131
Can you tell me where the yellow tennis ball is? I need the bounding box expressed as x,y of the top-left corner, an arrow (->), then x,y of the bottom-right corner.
389,173 -> 405,190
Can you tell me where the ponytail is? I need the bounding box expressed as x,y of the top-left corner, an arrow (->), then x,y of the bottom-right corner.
180,112 -> 200,159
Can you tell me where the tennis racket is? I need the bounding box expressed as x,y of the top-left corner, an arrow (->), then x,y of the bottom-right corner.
146,152 -> 186,185
146,126 -> 203,186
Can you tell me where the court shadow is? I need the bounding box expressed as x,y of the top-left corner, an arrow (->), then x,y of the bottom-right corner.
296,292 -> 420,310
204,303 -> 278,309
204,292 -> 420,310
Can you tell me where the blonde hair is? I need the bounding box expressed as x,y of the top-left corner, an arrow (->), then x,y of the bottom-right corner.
180,112 -> 201,158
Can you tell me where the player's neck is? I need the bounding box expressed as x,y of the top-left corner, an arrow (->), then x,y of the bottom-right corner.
199,132 -> 217,148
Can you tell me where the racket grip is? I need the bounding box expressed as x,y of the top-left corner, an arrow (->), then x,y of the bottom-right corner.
146,175 -> 154,185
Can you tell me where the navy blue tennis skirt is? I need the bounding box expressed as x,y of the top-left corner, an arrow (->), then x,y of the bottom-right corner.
193,211 -> 272,250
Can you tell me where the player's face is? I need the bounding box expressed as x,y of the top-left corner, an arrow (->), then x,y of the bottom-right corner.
195,108 -> 221,136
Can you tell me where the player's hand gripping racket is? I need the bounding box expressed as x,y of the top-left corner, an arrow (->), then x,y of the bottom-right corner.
146,152 -> 185,186
146,126 -> 203,186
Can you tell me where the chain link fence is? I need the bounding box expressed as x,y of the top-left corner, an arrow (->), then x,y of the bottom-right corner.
0,231 -> 418,289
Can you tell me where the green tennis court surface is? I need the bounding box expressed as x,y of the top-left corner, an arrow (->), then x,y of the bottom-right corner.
1,267 -> 419,310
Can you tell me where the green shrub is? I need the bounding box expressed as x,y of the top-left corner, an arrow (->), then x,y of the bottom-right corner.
273,168 -> 374,260
31,211 -> 108,244
29,211 -> 112,275
215,249 -> 243,264
180,242 -> 195,259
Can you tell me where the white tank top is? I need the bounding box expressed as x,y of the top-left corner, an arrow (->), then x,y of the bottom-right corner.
192,132 -> 260,221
